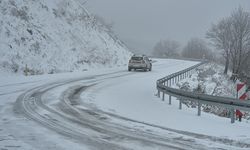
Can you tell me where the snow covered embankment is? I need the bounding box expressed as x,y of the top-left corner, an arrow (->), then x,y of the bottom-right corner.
0,0 -> 131,75
174,63 -> 250,119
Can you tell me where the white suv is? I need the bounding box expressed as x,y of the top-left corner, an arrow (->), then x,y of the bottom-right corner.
128,55 -> 152,71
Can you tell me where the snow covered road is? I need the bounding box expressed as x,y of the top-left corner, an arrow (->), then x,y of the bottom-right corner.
1,59 -> 250,150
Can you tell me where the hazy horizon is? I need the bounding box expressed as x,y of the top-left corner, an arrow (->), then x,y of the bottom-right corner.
86,0 -> 250,54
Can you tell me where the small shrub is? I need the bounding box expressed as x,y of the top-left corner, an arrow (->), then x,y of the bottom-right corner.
30,41 -> 41,54
5,29 -> 10,37
11,61 -> 19,73
21,37 -> 25,42
11,7 -> 29,21
27,29 -> 33,35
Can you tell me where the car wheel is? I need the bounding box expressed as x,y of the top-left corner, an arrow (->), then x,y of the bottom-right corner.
128,68 -> 131,71
149,64 -> 152,71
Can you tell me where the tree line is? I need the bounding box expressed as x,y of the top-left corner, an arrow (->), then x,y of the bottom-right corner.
152,7 -> 250,81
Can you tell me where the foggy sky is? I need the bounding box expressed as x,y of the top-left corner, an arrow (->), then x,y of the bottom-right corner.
86,0 -> 250,54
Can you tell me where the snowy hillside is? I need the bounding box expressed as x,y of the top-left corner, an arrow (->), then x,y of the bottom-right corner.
0,0 -> 131,75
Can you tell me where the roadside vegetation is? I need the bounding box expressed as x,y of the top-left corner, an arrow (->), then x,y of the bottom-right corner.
173,63 -> 250,120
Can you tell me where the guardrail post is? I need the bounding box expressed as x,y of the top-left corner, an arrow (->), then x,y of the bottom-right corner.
169,80 -> 171,87
169,95 -> 171,105
162,92 -> 165,101
230,108 -> 235,123
157,90 -> 160,98
198,101 -> 201,116
179,99 -> 182,109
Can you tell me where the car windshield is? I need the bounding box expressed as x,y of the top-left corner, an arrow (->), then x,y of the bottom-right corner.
131,57 -> 143,61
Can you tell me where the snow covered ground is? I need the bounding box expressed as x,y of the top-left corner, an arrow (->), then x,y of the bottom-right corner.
0,59 -> 250,150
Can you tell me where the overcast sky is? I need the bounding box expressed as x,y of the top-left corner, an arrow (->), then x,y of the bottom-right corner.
86,0 -> 250,54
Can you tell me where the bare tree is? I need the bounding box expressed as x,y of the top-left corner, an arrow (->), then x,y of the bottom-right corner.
152,40 -> 180,58
230,7 -> 250,78
207,7 -> 250,79
206,17 -> 234,74
93,14 -> 128,47
182,38 -> 213,60
239,50 -> 250,80
94,15 -> 114,33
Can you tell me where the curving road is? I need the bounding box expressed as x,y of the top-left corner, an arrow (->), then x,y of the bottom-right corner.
13,59 -> 248,150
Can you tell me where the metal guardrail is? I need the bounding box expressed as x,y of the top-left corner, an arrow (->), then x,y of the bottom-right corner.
156,60 -> 250,123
